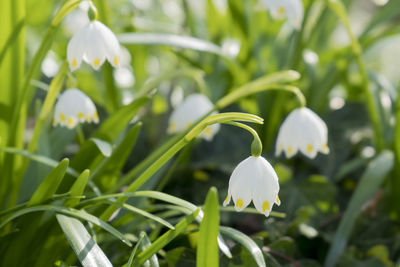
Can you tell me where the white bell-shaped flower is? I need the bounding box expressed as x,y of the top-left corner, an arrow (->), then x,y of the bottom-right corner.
275,107 -> 329,159
259,0 -> 304,29
53,89 -> 99,129
67,20 -> 121,71
224,156 -> 280,217
167,94 -> 220,141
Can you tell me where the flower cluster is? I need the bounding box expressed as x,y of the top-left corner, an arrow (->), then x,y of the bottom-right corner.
49,0 -> 330,218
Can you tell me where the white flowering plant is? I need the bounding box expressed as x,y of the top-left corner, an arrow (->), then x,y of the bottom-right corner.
0,0 -> 399,266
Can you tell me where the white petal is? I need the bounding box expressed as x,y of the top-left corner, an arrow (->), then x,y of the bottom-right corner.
168,94 -> 218,139
54,88 -> 98,129
251,157 -> 279,216
84,23 -> 106,70
229,157 -> 255,211
93,21 -> 121,67
67,27 -> 86,71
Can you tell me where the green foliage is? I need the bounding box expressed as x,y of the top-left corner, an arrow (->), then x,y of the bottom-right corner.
197,187 -> 220,267
1,0 -> 400,266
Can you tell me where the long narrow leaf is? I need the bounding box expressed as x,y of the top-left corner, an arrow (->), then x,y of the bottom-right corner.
56,214 -> 113,267
135,209 -> 200,265
118,33 -> 226,57
28,158 -> 69,206
324,151 -> 394,267
220,226 -> 266,267
0,205 -> 132,246
197,187 -> 219,267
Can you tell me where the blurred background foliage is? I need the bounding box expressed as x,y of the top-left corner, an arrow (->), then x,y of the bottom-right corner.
1,0 -> 400,266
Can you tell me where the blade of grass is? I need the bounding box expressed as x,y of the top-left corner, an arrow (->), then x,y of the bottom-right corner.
135,209 -> 200,265
197,187 -> 219,267
64,170 -> 90,207
220,226 -> 266,267
28,158 -> 69,206
0,205 -> 132,246
324,151 -> 394,267
56,214 -> 113,267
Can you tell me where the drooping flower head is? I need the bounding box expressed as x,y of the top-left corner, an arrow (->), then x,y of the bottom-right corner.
224,156 -> 280,217
67,19 -> 121,71
275,107 -> 329,159
53,89 -> 99,129
167,94 -> 220,141
259,0 -> 304,29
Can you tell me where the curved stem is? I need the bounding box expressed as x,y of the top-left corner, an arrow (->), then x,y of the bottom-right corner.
224,121 -> 263,157
100,112 -> 263,221
137,68 -> 207,97
215,84 -> 306,110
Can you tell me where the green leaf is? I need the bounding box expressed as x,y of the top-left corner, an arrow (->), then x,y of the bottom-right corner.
197,187 -> 219,267
0,146 -> 80,177
56,214 -> 113,267
220,226 -> 266,267
71,96 -> 149,172
90,138 -> 112,157
28,158 -> 69,206
106,200 -> 175,230
135,209 -> 200,265
0,204 -> 132,246
138,232 -> 160,267
126,233 -> 145,267
118,33 -> 226,57
92,123 -> 142,190
64,169 -> 90,207
324,151 -> 394,267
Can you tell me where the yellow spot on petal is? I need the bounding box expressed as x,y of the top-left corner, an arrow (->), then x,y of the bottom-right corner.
60,113 -> 66,122
67,117 -> 74,127
236,198 -> 244,209
224,195 -> 229,203
93,112 -> 99,122
86,114 -> 92,122
72,58 -> 77,68
278,6 -> 285,14
78,112 -> 84,120
114,56 -> 119,66
307,144 -> 313,152
262,200 -> 270,213
287,147 -> 293,154
276,196 -> 280,203
93,58 -> 101,67
323,143 -> 329,151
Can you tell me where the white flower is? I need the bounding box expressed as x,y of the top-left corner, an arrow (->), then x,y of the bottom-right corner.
259,0 -> 304,29
167,94 -> 220,141
275,107 -> 329,159
41,51 -> 60,78
53,89 -> 99,129
67,20 -> 121,71
223,156 -> 280,217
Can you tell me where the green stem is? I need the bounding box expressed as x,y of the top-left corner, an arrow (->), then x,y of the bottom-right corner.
27,62 -> 68,153
328,0 -> 384,151
76,125 -> 86,145
137,69 -> 207,97
110,71 -> 301,192
224,122 -> 262,157
216,84 -> 306,110
100,112 -> 263,221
